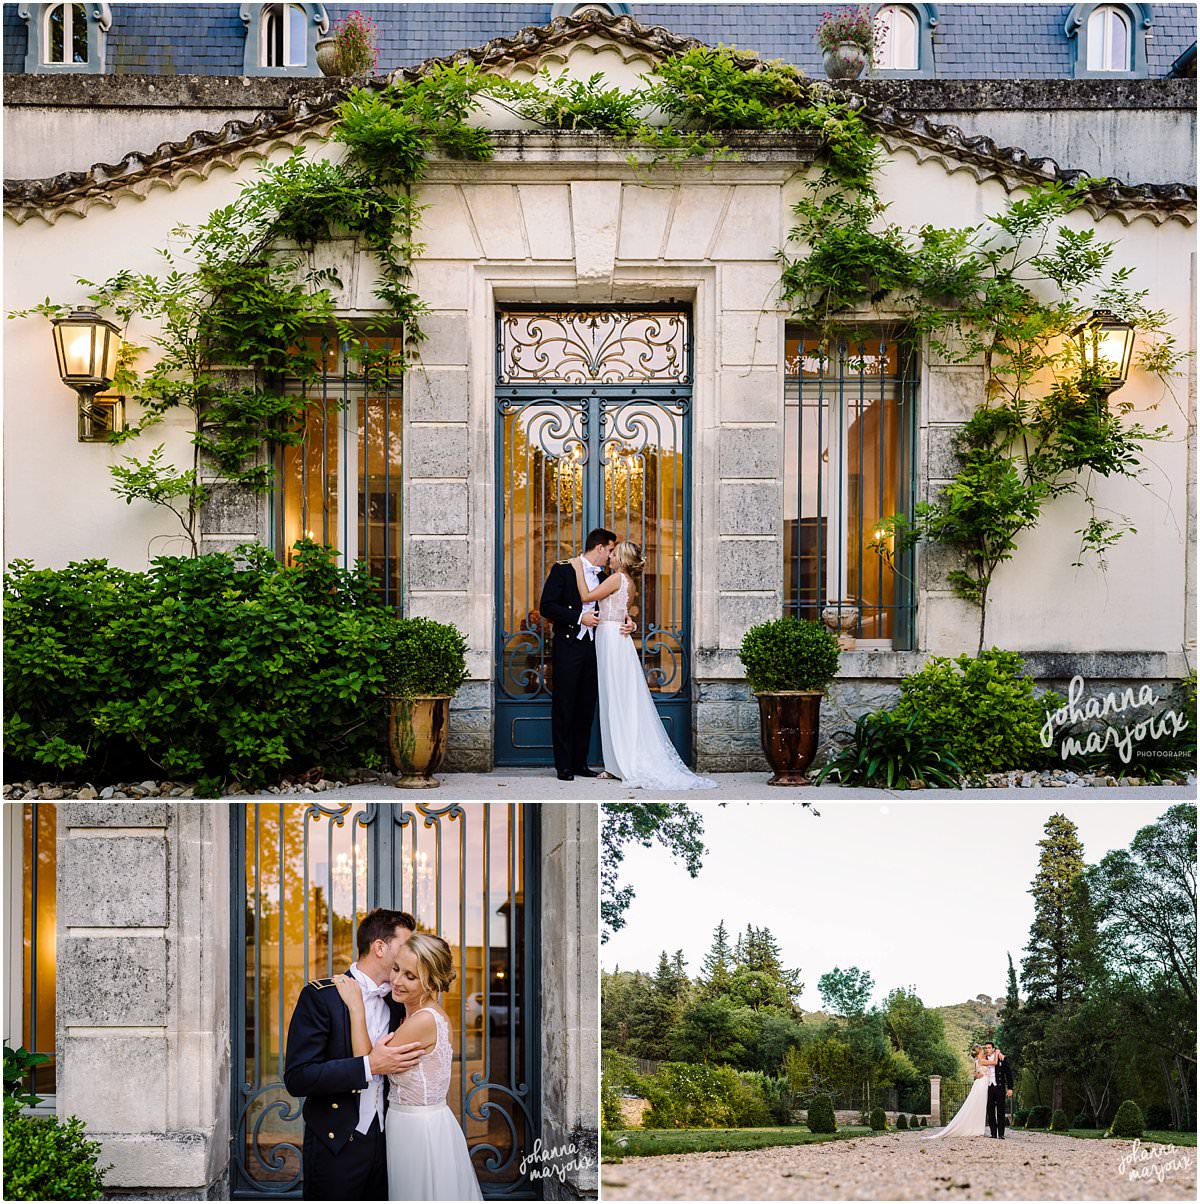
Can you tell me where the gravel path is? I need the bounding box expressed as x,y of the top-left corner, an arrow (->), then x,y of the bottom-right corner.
601,1131 -> 1196,1200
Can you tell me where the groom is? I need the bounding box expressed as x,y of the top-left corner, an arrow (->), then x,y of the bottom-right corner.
539,527 -> 634,780
283,908 -> 425,1199
984,1042 -> 1015,1139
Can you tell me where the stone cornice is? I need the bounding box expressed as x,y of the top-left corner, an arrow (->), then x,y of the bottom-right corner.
4,9 -> 1195,226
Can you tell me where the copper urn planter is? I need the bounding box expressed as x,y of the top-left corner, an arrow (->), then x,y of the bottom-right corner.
756,691 -> 823,786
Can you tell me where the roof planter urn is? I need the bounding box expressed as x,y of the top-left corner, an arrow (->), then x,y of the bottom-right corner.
380,618 -> 469,788
823,42 -> 868,79
738,618 -> 841,786
315,36 -> 339,75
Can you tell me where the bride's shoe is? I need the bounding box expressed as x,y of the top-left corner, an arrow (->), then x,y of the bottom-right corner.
598,771 -> 619,780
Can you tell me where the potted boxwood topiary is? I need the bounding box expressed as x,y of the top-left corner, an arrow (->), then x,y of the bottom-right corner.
380,618 -> 468,788
738,617 -> 840,785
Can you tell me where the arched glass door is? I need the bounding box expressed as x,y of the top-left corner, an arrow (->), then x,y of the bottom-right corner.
230,803 -> 538,1198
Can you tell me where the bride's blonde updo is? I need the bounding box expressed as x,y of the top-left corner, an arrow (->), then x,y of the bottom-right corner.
407,932 -> 457,995
612,541 -> 645,577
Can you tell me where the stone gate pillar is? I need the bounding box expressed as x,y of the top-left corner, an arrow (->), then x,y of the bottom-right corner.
930,1075 -> 942,1126
56,803 -> 230,1198
539,804 -> 599,1199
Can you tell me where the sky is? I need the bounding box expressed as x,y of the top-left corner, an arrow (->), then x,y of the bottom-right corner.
601,800 -> 1177,1011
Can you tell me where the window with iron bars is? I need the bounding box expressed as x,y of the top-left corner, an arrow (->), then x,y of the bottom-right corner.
274,335 -> 403,609
784,328 -> 918,648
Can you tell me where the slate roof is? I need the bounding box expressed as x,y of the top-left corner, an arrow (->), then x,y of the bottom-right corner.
2,3 -> 1196,80
5,8 -> 1194,228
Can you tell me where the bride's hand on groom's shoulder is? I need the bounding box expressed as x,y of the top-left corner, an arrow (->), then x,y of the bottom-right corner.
331,974 -> 363,1012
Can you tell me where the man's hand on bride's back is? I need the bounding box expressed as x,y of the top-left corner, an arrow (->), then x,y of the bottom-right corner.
369,1035 -> 423,1076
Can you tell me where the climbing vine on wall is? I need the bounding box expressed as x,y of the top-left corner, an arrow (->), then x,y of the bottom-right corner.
12,43 -> 1186,609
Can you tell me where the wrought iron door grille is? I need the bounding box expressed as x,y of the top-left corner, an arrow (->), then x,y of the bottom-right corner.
784,330 -> 918,649
230,803 -> 539,1199
274,336 -> 404,609
494,306 -> 694,765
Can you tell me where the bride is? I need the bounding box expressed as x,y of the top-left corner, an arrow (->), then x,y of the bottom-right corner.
571,541 -> 716,791
922,1045 -> 997,1140
335,934 -> 482,1201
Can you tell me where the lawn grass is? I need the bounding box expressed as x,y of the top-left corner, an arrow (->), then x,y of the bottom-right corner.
603,1125 -> 878,1160
1058,1128 -> 1196,1148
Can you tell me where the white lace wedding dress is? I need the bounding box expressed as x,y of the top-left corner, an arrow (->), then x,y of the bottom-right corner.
385,1008 -> 482,1201
595,574 -> 717,791
922,1057 -> 993,1140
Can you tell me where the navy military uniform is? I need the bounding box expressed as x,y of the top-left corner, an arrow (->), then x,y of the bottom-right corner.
283,973 -> 406,1200
539,559 -> 603,776
986,1054 -> 1015,1138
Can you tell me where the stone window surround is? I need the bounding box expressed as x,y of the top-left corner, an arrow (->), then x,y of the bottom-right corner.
238,1 -> 329,77
18,1 -> 111,74
871,2 -> 939,80
1067,2 -> 1154,79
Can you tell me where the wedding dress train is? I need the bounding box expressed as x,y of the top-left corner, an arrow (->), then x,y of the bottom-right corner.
922,1059 -> 992,1140
595,575 -> 717,791
385,1008 -> 482,1201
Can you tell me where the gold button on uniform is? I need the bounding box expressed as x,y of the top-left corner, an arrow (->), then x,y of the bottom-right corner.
328,1132 -> 335,1140
331,1102 -> 338,1110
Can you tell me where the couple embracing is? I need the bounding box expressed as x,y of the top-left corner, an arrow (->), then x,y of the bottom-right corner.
283,908 -> 481,1201
924,1041 -> 1015,1140
539,527 -> 715,791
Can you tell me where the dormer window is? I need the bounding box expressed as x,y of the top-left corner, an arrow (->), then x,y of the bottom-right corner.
1087,5 -> 1132,71
871,3 -> 937,77
18,2 -> 111,73
46,3 -> 87,64
877,5 -> 919,70
1066,3 -> 1150,78
239,2 -> 328,76
263,3 -> 308,68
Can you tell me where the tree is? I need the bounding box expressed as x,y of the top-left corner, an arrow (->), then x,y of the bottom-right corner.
727,925 -> 803,1012
601,804 -> 706,940
1020,812 -> 1087,1112
670,997 -> 754,1066
882,988 -> 960,1080
699,920 -> 734,999
818,966 -> 875,1017
625,951 -> 690,1061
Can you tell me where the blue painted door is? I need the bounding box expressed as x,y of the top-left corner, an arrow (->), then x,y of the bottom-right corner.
494,307 -> 693,767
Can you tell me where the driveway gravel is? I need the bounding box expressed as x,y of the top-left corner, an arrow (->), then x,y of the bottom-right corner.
601,1131 -> 1195,1200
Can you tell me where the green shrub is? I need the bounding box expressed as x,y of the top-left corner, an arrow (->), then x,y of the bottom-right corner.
892,648 -> 1056,776
1025,1105 -> 1052,1129
1050,1108 -> 1070,1132
896,1113 -> 908,1130
738,618 -> 840,693
1144,1103 -> 1173,1131
730,1075 -> 774,1128
379,617 -> 469,698
642,1062 -> 740,1129
813,709 -> 963,789
806,1092 -> 837,1134
1013,1108 -> 1030,1127
3,1096 -> 110,1200
920,1116 -> 927,1127
869,1106 -> 887,1131
3,1043 -> 50,1110
738,1072 -> 792,1127
1073,1107 -> 1095,1129
1108,1100 -> 1145,1139
2,544 -> 448,789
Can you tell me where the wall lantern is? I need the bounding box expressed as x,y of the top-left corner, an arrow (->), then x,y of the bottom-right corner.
1071,308 -> 1136,398
50,307 -> 125,441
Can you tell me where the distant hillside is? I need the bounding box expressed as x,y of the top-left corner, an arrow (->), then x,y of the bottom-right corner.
934,995 -> 1002,1073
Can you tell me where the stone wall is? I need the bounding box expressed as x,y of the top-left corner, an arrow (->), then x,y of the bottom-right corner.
55,803 -> 230,1199
539,804 -> 599,1200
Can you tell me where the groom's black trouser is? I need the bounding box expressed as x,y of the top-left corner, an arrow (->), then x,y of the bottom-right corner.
986,1086 -> 1007,1138
550,632 -> 598,773
303,1114 -> 387,1200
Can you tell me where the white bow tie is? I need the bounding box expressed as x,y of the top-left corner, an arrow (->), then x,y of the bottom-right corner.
363,982 -> 393,1000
